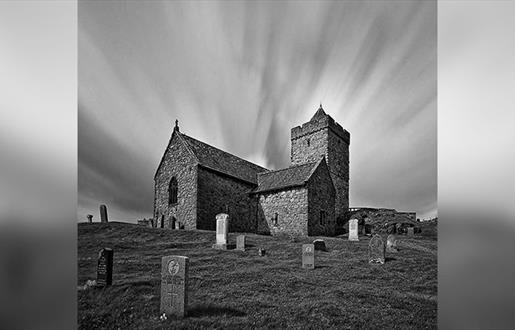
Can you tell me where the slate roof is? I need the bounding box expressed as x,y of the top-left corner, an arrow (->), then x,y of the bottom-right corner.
253,161 -> 319,193
181,133 -> 268,184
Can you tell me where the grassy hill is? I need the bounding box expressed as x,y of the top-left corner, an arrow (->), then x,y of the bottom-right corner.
78,222 -> 437,329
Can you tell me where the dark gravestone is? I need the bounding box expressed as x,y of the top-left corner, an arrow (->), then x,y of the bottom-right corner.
86,214 -> 93,223
160,256 -> 189,318
386,234 -> 398,252
302,244 -> 315,269
100,204 -> 108,223
96,248 -> 113,286
236,235 -> 245,251
369,235 -> 385,264
407,227 -> 414,236
313,239 -> 327,251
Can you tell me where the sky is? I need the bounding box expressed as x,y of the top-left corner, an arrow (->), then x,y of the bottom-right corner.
78,1 -> 436,222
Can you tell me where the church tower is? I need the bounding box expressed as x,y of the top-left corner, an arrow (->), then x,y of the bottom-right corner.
290,104 -> 350,223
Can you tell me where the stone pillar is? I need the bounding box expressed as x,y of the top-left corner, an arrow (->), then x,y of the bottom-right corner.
100,204 -> 108,223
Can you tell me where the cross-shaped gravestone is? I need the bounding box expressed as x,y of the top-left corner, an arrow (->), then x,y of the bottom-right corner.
160,256 -> 189,318
87,214 -> 93,223
302,244 -> 315,269
96,248 -> 113,287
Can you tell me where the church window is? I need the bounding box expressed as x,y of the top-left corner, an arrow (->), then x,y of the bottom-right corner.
320,210 -> 326,226
169,176 -> 178,205
273,213 -> 278,226
307,138 -> 310,147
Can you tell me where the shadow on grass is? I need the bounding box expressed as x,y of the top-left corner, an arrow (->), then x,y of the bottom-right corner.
315,265 -> 331,269
188,305 -> 246,318
385,257 -> 397,262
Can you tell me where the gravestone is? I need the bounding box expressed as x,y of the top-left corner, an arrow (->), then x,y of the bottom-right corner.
100,204 -> 108,223
212,213 -> 229,250
160,256 -> 188,318
258,248 -> 266,256
302,244 -> 315,269
386,234 -> 398,252
313,239 -> 327,251
86,214 -> 93,223
407,227 -> 414,236
369,235 -> 385,264
348,219 -> 359,241
96,248 -> 113,287
236,235 -> 245,251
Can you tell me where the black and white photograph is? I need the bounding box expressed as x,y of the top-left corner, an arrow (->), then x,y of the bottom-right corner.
78,1 -> 436,328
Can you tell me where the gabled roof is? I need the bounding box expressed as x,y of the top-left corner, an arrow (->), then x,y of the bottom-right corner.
253,160 -> 321,194
180,133 -> 268,184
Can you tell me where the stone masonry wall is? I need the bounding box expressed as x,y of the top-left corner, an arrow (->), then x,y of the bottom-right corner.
257,188 -> 308,236
307,161 -> 336,236
291,115 -> 350,226
196,166 -> 257,233
154,132 -> 198,230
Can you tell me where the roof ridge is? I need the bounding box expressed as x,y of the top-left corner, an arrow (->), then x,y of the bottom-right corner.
258,161 -> 317,176
181,133 -> 268,171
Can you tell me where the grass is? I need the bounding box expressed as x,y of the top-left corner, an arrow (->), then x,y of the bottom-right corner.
78,222 -> 437,329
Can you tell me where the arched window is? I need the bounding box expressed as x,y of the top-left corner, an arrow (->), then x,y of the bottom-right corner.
168,177 -> 178,205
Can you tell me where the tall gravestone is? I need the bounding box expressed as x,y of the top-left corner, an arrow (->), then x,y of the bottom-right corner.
100,204 -> 108,223
236,235 -> 245,251
407,227 -> 414,236
212,213 -> 229,250
369,235 -> 385,264
96,248 -> 113,287
160,256 -> 188,318
87,214 -> 93,223
348,219 -> 359,241
386,234 -> 398,252
302,244 -> 315,269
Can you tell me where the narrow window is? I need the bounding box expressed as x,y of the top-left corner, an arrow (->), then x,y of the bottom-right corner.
307,138 -> 310,147
168,176 -> 178,205
273,213 -> 278,226
320,210 -> 326,226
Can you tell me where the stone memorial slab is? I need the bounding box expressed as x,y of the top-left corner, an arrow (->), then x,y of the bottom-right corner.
212,213 -> 229,250
160,256 -> 188,318
100,204 -> 109,223
313,239 -> 327,251
302,244 -> 315,269
87,214 -> 93,223
407,227 -> 414,236
96,248 -> 113,287
386,234 -> 398,252
369,235 -> 385,264
348,219 -> 359,241
236,235 -> 245,251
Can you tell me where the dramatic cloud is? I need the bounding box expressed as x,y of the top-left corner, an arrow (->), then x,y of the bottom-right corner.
78,1 -> 436,222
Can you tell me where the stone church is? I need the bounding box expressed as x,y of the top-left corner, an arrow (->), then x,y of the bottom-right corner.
153,105 -> 350,237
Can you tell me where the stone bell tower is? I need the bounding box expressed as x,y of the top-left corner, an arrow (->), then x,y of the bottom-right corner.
290,104 -> 350,223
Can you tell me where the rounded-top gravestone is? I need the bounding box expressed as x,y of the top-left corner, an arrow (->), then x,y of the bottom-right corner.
313,239 -> 327,251
368,235 -> 385,264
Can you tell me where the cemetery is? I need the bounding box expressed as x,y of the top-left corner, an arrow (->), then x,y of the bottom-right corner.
78,220 -> 437,329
